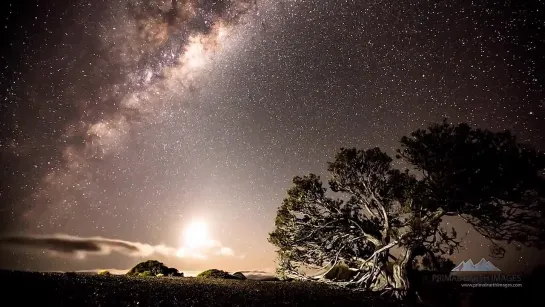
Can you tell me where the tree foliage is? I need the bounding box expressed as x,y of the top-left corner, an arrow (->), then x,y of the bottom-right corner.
397,120 -> 545,257
269,120 -> 545,298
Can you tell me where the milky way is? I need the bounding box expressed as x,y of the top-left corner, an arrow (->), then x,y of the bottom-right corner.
1,0 -> 544,272
32,0 -> 257,222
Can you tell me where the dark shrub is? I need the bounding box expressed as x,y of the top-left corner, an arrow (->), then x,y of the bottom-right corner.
139,271 -> 153,277
232,272 -> 247,280
127,260 -> 183,277
196,269 -> 237,279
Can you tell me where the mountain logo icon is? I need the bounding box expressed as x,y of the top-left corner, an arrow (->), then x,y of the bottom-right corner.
451,258 -> 501,272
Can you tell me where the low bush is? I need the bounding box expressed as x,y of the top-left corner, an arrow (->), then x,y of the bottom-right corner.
98,270 -> 111,276
127,260 -> 183,277
197,269 -> 236,279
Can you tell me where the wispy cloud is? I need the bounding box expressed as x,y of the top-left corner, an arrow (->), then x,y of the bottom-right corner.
0,234 -> 241,260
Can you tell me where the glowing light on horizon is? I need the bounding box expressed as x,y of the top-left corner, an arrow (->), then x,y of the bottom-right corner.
183,220 -> 210,249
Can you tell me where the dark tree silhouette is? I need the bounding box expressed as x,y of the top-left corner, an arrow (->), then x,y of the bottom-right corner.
268,120 -> 545,299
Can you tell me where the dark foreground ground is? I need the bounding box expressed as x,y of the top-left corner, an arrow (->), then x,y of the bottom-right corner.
0,270 -> 541,307
1,270 -> 414,307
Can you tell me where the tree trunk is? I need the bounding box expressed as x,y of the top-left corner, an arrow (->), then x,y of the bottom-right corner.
360,248 -> 412,299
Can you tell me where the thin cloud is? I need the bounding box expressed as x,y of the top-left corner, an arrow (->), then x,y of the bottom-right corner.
0,234 -> 239,260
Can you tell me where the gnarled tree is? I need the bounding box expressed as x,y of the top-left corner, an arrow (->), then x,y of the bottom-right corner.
268,120 -> 545,299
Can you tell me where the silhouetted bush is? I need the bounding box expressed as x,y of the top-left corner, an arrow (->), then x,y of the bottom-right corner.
232,272 -> 247,280
98,270 -> 111,276
139,271 -> 153,277
197,269 -> 237,279
127,260 -> 183,277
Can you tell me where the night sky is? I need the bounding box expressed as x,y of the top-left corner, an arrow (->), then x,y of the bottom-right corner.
1,0 -> 544,274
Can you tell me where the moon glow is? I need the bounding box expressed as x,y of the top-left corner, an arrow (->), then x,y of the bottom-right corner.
183,221 -> 210,249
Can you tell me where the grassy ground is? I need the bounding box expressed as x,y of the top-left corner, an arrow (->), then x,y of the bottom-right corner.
0,270 -> 414,307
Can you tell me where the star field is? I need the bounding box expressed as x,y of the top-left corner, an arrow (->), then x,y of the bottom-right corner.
1,0 -> 544,272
